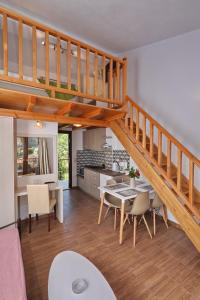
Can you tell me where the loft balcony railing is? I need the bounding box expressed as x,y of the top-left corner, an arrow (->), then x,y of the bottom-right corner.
0,7 -> 127,107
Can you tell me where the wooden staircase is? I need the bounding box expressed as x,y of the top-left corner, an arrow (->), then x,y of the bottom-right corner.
110,96 -> 200,252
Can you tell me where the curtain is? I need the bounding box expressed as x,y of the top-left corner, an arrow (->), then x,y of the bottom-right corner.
38,138 -> 51,174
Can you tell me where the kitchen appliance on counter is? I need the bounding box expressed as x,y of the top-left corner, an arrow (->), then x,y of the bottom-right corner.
112,161 -> 120,172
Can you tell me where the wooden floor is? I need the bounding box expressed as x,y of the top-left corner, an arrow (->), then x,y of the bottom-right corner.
21,189 -> 200,300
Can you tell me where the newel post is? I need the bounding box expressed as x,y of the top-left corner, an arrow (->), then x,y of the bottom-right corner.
122,57 -> 127,104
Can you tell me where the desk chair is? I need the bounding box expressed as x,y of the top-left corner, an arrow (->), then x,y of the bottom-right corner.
27,184 -> 57,233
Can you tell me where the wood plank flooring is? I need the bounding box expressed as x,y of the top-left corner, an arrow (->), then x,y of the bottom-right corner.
21,189 -> 200,300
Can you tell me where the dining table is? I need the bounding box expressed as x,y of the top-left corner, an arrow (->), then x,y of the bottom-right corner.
98,180 -> 155,244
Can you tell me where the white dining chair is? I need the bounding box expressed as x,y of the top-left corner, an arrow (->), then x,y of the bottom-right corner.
27,184 -> 57,233
103,179 -> 121,230
123,191 -> 152,247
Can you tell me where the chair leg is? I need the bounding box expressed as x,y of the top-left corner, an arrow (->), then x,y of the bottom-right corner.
48,213 -> 51,232
143,215 -> 152,239
114,208 -> 117,231
161,205 -> 169,229
104,206 -> 110,219
29,214 -> 32,233
54,205 -> 56,220
133,216 -> 137,247
138,215 -> 143,225
123,214 -> 128,226
36,214 -> 39,221
153,209 -> 156,236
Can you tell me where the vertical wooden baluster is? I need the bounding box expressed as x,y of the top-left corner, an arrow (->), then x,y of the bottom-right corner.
86,48 -> 90,94
77,44 -> 81,92
32,25 -> 37,82
3,13 -> 8,76
142,116 -> 146,149
102,55 -> 106,98
150,123 -> 154,158
189,160 -> 194,204
67,41 -> 71,89
116,61 -> 120,102
18,20 -> 23,79
167,139 -> 171,178
177,149 -> 182,191
130,104 -> 133,133
136,109 -> 139,141
45,31 -> 49,86
125,100 -> 129,129
158,130 -> 162,167
122,58 -> 127,104
57,36 -> 61,88
109,58 -> 113,101
94,51 -> 98,96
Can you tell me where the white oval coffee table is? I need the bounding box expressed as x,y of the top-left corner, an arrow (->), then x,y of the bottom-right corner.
48,251 -> 116,300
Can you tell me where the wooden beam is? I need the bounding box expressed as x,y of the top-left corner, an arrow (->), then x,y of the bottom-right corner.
81,108 -> 103,119
0,107 -> 108,127
27,96 -> 36,112
107,112 -> 126,122
56,103 -> 73,115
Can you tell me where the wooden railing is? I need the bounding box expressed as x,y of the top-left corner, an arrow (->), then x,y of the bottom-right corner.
125,96 -> 200,219
0,7 -> 127,106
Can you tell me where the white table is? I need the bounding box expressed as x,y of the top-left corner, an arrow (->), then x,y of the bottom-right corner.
15,183 -> 64,231
48,251 -> 116,300
98,181 -> 154,244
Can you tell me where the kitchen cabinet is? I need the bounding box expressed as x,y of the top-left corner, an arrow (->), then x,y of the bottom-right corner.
77,168 -> 127,200
83,128 -> 106,150
77,169 -> 100,199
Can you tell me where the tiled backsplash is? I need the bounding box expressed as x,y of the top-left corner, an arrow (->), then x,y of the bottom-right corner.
77,150 -> 130,174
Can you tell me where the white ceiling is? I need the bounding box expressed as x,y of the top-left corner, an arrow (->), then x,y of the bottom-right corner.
2,0 -> 200,53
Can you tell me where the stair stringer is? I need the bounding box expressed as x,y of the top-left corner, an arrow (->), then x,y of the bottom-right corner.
110,120 -> 200,252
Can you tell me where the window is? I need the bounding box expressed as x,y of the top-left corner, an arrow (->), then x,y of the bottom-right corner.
17,137 -> 39,176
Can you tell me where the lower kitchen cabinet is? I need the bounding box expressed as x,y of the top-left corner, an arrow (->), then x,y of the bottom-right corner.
77,168 -> 127,200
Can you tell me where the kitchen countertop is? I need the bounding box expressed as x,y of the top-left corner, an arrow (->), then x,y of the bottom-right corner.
84,167 -> 125,177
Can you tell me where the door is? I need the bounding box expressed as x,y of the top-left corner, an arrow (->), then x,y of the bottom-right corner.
58,131 -> 72,189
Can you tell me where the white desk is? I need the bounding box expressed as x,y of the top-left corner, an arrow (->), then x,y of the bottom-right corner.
15,184 -> 64,227
98,181 -> 154,244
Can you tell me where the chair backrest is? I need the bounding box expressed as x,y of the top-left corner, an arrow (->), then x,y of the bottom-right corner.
105,179 -> 121,207
152,193 -> 162,209
27,184 -> 50,214
131,191 -> 150,216
106,179 -> 117,185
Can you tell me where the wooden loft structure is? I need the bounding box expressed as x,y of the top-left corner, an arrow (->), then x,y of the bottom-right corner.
0,86 -> 126,127
2,6 -> 200,252
0,6 -> 127,128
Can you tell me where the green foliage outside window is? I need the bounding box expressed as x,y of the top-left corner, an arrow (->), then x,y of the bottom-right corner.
58,134 -> 69,180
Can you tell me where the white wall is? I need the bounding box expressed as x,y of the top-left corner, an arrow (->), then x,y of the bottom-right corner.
72,129 -> 83,187
123,28 -> 200,158
106,128 -> 125,150
0,117 -> 15,227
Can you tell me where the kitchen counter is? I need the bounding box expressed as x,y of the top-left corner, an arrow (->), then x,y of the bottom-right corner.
84,167 -> 125,177
77,167 -> 127,200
